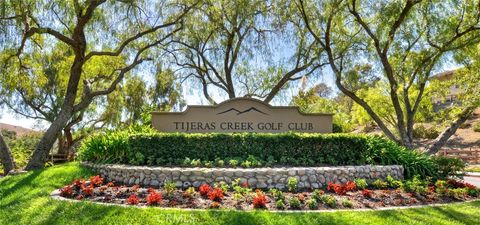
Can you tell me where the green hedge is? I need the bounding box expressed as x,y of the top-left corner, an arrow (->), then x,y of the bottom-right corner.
78,128 -> 437,179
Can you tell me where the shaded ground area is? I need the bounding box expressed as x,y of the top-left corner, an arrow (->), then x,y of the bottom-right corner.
1,163 -> 480,225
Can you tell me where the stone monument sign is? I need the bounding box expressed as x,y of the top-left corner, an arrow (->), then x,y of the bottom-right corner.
151,98 -> 333,133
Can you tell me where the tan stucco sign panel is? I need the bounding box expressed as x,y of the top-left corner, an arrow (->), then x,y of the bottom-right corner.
152,98 -> 333,133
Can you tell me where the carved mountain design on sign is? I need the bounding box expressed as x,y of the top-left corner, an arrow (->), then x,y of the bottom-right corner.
216,107 -> 269,115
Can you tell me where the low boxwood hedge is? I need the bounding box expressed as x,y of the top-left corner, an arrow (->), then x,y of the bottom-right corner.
78,127 -> 437,179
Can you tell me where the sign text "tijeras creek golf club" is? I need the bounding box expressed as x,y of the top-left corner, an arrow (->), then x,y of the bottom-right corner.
152,98 -> 333,133
173,121 -> 314,132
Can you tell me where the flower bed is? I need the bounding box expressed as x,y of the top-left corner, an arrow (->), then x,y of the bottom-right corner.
55,175 -> 480,210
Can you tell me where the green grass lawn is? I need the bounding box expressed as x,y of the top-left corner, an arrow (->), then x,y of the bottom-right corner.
466,165 -> 480,173
1,163 -> 479,225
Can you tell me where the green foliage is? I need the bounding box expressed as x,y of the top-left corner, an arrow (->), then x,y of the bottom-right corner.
311,189 -> 324,202
354,179 -> 368,190
287,177 -> 298,193
214,182 -> 229,193
232,178 -> 251,197
306,198 -> 318,210
433,156 -> 466,179
289,197 -> 301,209
79,130 -> 439,179
190,159 -> 201,167
0,131 -> 41,171
129,152 -> 145,166
341,199 -> 353,208
322,195 -> 337,208
413,125 -> 440,139
304,97 -> 354,133
473,122 -> 480,132
275,199 -> 286,210
163,182 -> 176,196
448,188 -> 468,199
372,179 -> 387,189
228,159 -> 239,167
385,175 -> 403,189
403,176 -> 428,194
268,188 -> 285,201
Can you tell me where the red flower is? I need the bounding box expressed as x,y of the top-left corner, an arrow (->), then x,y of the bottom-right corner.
208,188 -> 224,202
344,181 -> 356,192
60,185 -> 74,197
89,175 -> 104,186
252,190 -> 268,209
327,181 -> 356,195
106,182 -> 115,187
362,189 -> 373,198
146,191 -> 162,205
199,184 -> 212,197
327,182 -> 345,195
72,179 -> 86,189
242,181 -> 249,188
81,184 -> 94,196
127,194 -> 140,205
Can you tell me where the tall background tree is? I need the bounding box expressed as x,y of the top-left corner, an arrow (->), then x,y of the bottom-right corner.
0,0 -> 195,169
169,0 -> 324,104
298,0 -> 480,150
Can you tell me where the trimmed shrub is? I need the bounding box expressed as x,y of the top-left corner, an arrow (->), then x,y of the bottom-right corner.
433,156 -> 466,179
78,128 -> 438,179
413,125 -> 440,139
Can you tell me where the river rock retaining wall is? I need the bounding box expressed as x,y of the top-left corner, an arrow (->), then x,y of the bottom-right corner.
83,163 -> 404,190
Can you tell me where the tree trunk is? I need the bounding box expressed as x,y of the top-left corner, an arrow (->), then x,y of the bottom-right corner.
57,134 -> 66,155
25,110 -> 72,170
0,133 -> 16,174
64,128 -> 74,154
426,106 -> 476,155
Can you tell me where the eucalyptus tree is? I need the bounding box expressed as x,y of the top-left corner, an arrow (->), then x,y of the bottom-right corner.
169,0 -> 324,104
298,0 -> 480,149
0,0 -> 195,169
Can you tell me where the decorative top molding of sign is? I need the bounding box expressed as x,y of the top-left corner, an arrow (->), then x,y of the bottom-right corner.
151,98 -> 333,133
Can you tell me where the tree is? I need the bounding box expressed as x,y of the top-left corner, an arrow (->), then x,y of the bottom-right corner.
291,82 -> 332,111
298,0 -> 480,149
0,0 -> 195,169
426,45 -> 480,154
169,0 -> 324,104
151,68 -> 185,112
0,43 -> 124,156
291,82 -> 354,132
0,132 -> 16,174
